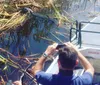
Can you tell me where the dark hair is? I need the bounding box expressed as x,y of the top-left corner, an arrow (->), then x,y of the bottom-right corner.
58,45 -> 78,69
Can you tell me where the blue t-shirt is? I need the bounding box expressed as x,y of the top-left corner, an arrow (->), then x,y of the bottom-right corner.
35,71 -> 93,85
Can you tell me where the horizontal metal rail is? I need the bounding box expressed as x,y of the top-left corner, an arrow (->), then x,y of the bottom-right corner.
71,28 -> 100,34
70,21 -> 100,48
79,21 -> 100,47
80,21 -> 100,25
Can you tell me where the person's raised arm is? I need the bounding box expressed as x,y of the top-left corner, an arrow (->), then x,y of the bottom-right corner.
64,42 -> 94,77
31,43 -> 58,76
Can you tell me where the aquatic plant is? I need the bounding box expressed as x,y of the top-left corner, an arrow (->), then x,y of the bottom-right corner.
0,0 -> 78,84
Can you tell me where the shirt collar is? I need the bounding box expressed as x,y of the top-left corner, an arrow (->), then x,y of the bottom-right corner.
58,69 -> 73,76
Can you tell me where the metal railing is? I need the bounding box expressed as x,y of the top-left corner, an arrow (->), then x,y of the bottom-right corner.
70,21 -> 100,48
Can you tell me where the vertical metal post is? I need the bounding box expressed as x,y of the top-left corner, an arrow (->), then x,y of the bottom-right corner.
79,22 -> 82,48
76,20 -> 79,39
70,26 -> 72,42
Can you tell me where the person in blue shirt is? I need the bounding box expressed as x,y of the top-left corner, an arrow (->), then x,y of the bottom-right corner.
30,42 -> 94,85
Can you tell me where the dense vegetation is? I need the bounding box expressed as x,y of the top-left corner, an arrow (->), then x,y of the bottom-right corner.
0,0 -> 99,85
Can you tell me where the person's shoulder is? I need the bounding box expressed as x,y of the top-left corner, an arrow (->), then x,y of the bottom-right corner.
35,71 -> 53,76
35,71 -> 54,85
35,71 -> 45,75
74,72 -> 93,84
80,71 -> 93,79
35,71 -> 53,80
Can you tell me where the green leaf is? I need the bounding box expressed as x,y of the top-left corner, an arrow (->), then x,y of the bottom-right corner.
3,65 -> 8,71
0,55 -> 7,64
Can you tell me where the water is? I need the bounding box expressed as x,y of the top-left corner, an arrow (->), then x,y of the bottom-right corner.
0,13 -> 69,84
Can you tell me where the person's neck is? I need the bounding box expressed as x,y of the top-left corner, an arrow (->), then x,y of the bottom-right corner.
59,69 -> 73,76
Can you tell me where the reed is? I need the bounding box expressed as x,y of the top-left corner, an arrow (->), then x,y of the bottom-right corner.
0,0 -> 75,33
0,12 -> 28,32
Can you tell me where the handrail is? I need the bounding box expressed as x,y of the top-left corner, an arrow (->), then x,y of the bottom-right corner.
78,21 -> 100,48
79,21 -> 100,25
70,21 -> 100,48
70,20 -> 79,42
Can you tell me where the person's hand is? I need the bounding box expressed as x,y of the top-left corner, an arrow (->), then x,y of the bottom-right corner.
27,66 -> 35,76
64,42 -> 79,52
13,81 -> 22,85
44,43 -> 58,56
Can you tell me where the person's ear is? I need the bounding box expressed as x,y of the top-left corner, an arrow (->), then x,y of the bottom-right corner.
76,59 -> 79,65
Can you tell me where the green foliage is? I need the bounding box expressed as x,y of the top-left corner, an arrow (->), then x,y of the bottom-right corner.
0,55 -> 19,72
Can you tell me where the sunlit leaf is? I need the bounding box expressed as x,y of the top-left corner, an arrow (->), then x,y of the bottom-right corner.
3,65 -> 8,71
